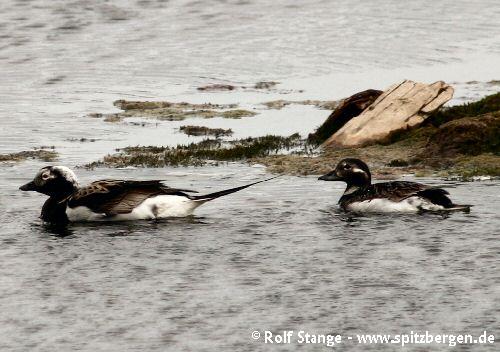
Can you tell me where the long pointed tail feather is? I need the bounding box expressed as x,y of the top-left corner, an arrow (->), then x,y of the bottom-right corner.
445,204 -> 473,212
189,175 -> 281,202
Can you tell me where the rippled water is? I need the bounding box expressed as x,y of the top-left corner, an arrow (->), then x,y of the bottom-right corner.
1,0 -> 500,351
1,164 -> 500,351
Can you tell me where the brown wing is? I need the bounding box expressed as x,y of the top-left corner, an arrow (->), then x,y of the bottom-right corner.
68,180 -> 197,215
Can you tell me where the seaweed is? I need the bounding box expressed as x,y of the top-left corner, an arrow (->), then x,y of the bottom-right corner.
179,125 -> 233,137
91,100 -> 255,122
0,148 -> 58,162
263,99 -> 338,110
86,134 -> 304,168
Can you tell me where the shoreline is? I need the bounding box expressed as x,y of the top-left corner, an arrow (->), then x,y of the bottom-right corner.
79,92 -> 500,180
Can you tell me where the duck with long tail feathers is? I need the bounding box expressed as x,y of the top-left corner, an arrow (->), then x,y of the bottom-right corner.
20,166 -> 279,224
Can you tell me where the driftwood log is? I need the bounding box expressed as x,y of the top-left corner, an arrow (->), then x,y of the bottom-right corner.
323,80 -> 454,147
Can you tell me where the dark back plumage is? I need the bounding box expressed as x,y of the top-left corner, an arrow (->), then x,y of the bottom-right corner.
339,181 -> 454,209
67,180 -> 198,215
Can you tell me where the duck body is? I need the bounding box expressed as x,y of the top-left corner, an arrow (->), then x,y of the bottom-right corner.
319,159 -> 470,213
64,194 -> 201,222
338,181 -> 460,213
20,166 -> 275,224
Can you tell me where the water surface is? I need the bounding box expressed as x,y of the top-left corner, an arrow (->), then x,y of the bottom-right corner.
1,0 -> 500,351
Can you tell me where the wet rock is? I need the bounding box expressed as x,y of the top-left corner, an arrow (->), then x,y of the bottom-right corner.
197,84 -> 236,92
323,80 -> 453,147
179,125 -> 233,137
254,81 -> 279,89
307,89 -> 382,145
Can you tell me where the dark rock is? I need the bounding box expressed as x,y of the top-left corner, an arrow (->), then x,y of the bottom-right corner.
179,125 -> 233,137
197,84 -> 236,92
307,89 -> 383,145
254,81 -> 278,89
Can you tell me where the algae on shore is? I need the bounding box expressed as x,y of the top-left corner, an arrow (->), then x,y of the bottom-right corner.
0,148 -> 58,163
86,134 -> 304,168
85,93 -> 500,179
255,94 -> 500,178
90,100 -> 257,122
263,99 -> 338,110
179,125 -> 233,137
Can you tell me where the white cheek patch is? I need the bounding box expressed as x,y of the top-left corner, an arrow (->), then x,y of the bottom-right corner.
351,167 -> 366,174
343,186 -> 360,195
52,166 -> 79,186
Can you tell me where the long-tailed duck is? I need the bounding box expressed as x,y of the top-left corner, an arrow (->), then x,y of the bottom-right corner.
318,158 -> 471,213
20,166 -> 278,223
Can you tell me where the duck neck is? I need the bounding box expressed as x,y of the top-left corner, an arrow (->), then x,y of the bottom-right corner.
47,181 -> 78,201
344,180 -> 370,195
41,197 -> 69,224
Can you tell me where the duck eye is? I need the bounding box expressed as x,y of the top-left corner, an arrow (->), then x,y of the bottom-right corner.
41,172 -> 50,180
343,164 -> 351,170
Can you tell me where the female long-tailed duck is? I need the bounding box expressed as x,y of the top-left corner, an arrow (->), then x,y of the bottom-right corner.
20,166 -> 277,223
318,158 -> 471,213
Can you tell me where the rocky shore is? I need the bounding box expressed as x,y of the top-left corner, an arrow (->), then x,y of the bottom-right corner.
86,91 -> 499,179
256,92 -> 500,178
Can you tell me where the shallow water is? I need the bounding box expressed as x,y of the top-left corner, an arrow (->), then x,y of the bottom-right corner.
1,164 -> 500,351
1,0 -> 500,351
1,0 -> 500,160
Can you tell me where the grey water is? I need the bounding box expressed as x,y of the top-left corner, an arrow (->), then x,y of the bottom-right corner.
1,0 -> 500,351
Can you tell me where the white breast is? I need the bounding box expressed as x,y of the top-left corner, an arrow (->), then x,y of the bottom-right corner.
66,195 -> 204,222
346,196 -> 445,213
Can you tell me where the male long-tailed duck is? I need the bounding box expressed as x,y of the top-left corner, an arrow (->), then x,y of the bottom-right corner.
318,158 -> 471,213
20,166 -> 277,223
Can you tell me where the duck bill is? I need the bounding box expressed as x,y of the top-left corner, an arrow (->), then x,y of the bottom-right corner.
19,181 -> 37,191
318,170 -> 342,181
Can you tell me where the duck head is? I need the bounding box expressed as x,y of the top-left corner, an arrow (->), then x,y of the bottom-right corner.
20,166 -> 79,198
318,158 -> 371,188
